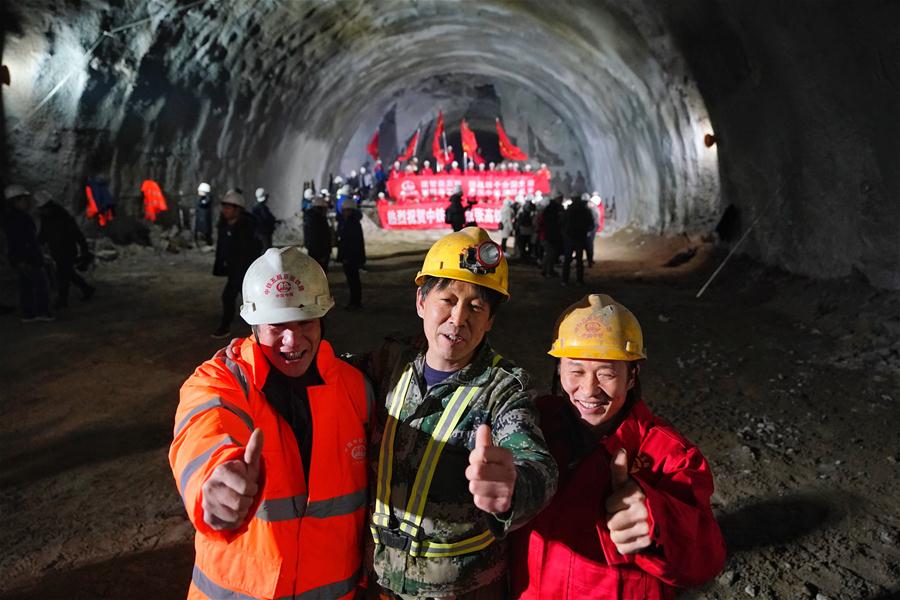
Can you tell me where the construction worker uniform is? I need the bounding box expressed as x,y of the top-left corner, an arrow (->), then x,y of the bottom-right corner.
170,337 -> 369,600
510,397 -> 726,598
352,336 -> 558,598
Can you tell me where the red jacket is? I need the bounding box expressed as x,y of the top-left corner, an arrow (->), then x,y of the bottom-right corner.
511,397 -> 726,599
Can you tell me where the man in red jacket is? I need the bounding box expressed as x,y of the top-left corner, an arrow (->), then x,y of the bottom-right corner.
510,293 -> 726,599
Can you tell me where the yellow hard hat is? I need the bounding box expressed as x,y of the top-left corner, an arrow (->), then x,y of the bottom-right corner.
414,227 -> 509,298
548,294 -> 646,360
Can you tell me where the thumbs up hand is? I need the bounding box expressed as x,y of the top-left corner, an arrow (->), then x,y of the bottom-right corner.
202,428 -> 264,530
466,424 -> 517,514
605,449 -> 652,554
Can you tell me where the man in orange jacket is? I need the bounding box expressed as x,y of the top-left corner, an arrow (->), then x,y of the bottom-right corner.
170,246 -> 371,600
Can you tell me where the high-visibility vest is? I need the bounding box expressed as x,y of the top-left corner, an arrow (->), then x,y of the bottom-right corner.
170,338 -> 368,600
370,355 -> 502,559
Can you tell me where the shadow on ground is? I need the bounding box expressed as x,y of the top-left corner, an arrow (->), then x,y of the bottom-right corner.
0,423 -> 170,488
0,544 -> 193,599
718,492 -> 846,553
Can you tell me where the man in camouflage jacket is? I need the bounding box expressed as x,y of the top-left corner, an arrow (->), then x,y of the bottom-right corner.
350,227 -> 558,599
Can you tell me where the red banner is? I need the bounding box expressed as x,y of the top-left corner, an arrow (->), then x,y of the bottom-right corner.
377,200 -> 504,230
387,173 -> 550,204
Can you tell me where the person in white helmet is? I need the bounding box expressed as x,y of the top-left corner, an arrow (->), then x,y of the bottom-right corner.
170,246 -> 372,600
251,187 -> 277,249
195,182 -> 213,246
3,184 -> 54,322
212,189 -> 263,338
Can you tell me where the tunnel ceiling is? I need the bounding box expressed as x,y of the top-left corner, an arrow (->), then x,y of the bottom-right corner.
3,0 -> 899,288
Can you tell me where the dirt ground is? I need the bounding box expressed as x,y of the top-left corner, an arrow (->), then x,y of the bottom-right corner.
0,221 -> 898,600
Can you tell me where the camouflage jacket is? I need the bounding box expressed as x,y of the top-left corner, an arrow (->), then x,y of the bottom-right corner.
349,335 -> 558,598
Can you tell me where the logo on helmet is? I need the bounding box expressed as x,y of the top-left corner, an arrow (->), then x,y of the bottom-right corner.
264,273 -> 305,298
575,316 -> 611,338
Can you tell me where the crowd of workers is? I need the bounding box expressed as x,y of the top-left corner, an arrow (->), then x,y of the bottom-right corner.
199,182 -> 367,337
171,223 -> 727,599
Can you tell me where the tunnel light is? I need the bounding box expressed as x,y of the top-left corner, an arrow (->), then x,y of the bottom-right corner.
704,133 -> 717,148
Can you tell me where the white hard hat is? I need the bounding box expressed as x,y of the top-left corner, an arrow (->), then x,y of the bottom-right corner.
350,170 -> 357,177
451,161 -> 459,167
334,176 -> 344,184
5,184 -> 31,200
241,246 -> 334,325
524,164 -> 533,171
360,167 -> 366,173
221,189 -> 246,208
424,160 -> 430,166
241,247 -> 335,325
303,188 -> 315,200
339,184 -> 351,195
377,192 -> 385,198
255,187 -> 267,200
197,182 -> 211,195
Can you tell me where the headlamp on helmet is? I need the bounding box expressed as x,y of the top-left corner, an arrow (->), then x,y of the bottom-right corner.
460,241 -> 502,275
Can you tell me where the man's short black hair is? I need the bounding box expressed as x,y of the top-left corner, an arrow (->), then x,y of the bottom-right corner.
418,276 -> 504,317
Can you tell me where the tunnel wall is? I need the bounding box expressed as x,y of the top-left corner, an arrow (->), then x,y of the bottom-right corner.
5,1 -> 896,289
662,0 -> 900,288
3,1 -> 716,231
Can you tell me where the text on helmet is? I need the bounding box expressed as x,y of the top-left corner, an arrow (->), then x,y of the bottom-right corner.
264,273 -> 306,298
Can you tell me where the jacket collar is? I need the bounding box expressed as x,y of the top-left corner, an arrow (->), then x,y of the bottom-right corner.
239,336 -> 338,388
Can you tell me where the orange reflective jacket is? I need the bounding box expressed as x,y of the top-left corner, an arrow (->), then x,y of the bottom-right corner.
170,338 -> 369,600
141,179 -> 168,222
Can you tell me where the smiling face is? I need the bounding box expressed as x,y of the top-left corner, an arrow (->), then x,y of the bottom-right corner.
255,319 -> 322,378
559,357 -> 636,432
416,279 -> 495,372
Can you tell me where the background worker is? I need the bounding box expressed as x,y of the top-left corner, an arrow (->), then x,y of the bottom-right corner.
170,247 -> 370,600
303,193 -> 333,272
211,189 -> 261,338
195,182 -> 213,247
337,201 -> 366,310
251,187 -> 277,249
2,184 -> 54,322
350,227 -> 557,599
510,294 -> 726,598
37,191 -> 95,308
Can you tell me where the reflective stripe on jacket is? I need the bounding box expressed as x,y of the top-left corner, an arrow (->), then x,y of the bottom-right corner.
170,338 -> 369,600
510,397 -> 726,599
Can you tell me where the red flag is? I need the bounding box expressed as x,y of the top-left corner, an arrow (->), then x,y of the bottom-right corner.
460,119 -> 485,165
496,118 -> 529,161
366,130 -> 379,160
433,111 -> 445,163
396,128 -> 420,162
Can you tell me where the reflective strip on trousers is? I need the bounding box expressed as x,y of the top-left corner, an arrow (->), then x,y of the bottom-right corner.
192,564 -> 362,600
